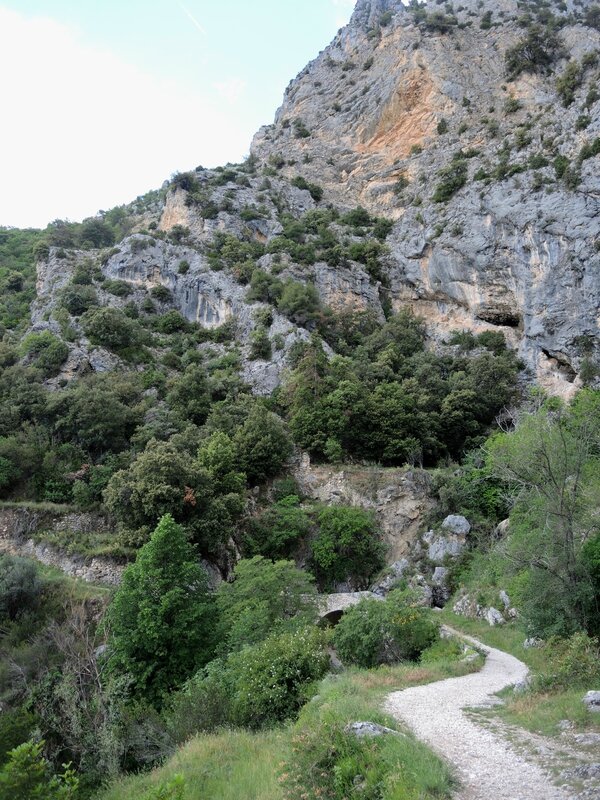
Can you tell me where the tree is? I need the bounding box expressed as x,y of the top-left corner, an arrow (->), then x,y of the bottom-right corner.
234,405 -> 293,484
243,494 -> 310,559
487,391 -> 600,636
106,515 -> 217,705
103,439 -> 211,534
20,332 -> 68,378
166,365 -> 211,426
505,25 -> 563,79
0,741 -> 78,800
216,556 -> 318,652
311,506 -> 386,590
81,307 -> 137,351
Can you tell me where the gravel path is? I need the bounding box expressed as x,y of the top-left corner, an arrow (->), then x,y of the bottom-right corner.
384,630 -> 572,800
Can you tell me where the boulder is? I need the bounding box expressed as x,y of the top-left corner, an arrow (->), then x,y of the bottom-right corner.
484,607 -> 505,627
441,515 -> 471,537
583,691 -> 600,713
523,637 -> 544,649
499,590 -> 511,609
345,722 -> 403,739
426,534 -> 465,564
371,558 -> 410,596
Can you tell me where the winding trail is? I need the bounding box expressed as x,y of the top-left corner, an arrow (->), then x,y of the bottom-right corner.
385,630 -> 571,800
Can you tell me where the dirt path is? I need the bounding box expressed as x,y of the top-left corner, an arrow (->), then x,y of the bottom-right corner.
384,630 -> 573,800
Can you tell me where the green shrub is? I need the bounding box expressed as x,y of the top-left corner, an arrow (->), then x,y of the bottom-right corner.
81,307 -> 137,351
535,633 -> 600,691
293,119 -> 311,139
332,589 -> 439,668
177,260 -> 190,275
249,326 -> 272,360
433,158 -> 468,202
60,284 -> 98,316
20,331 -> 68,377
243,495 -> 310,559
277,280 -> 321,326
505,25 -> 563,79
150,285 -> 172,303
311,506 -> 385,590
0,709 -> 36,767
0,555 -> 43,620
437,118 -> 449,134
291,176 -> 323,202
504,96 -> 521,113
556,60 -> 582,107
103,279 -> 133,297
106,515 -> 217,706
142,776 -> 185,800
0,740 -> 79,800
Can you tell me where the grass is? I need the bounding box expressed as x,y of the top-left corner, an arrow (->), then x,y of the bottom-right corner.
97,728 -> 289,800
439,610 -> 600,737
94,650 -> 482,800
31,528 -> 132,562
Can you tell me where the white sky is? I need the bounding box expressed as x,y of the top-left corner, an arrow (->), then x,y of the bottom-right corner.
0,1 -> 355,229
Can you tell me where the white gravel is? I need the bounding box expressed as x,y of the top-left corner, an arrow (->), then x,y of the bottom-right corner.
384,630 -> 572,800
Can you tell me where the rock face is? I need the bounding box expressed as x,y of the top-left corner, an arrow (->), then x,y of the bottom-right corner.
251,0 -> 600,394
293,454 -> 435,561
0,506 -> 123,585
583,691 -> 600,713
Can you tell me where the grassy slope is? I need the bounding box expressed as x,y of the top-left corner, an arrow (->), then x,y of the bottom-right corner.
440,610 -> 600,737
96,656 -> 482,800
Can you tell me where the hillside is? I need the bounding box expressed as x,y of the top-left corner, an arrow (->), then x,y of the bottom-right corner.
0,0 -> 600,797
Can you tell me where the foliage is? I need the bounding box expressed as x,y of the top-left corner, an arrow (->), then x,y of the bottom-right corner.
243,494 -> 310,559
487,391 -> 600,637
433,157 -> 468,202
332,589 -> 439,668
534,632 -> 600,691
0,741 -> 79,800
20,331 -> 68,377
311,506 -> 385,590
106,515 -> 217,706
249,326 -> 272,360
216,556 -> 318,652
556,60 -> 582,107
234,404 -> 293,484
505,25 -> 563,79
81,307 -> 138,352
291,176 -> 323,202
0,555 -> 43,620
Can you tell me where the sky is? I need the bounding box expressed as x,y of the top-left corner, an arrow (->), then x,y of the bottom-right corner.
0,0 -> 355,229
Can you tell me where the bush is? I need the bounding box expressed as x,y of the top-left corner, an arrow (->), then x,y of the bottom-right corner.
556,60 -> 582,107
103,279 -> 133,297
20,331 -> 68,377
437,118 -> 449,135
235,405 -> 293,484
505,25 -> 563,79
170,627 -> 330,735
243,494 -> 310,559
216,556 -> 318,652
0,740 -> 79,800
277,280 -> 321,326
332,589 -> 439,668
311,506 -> 385,590
291,176 -> 323,202
0,555 -> 43,620
60,284 -> 98,316
249,326 -> 272,360
81,307 -> 137,351
150,285 -> 172,303
433,158 -> 468,202
534,633 -> 600,691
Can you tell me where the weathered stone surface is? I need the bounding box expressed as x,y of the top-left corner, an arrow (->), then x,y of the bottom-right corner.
485,607 -> 505,627
318,591 -> 382,619
345,721 -> 403,739
441,515 -> 471,537
424,530 -> 466,564
251,0 -> 600,395
371,558 -> 410,595
583,691 -> 600,713
523,637 -> 545,649
499,590 -> 511,610
293,455 -> 434,563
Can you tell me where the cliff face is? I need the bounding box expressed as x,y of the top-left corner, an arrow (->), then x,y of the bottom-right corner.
251,0 -> 600,395
30,0 -> 600,398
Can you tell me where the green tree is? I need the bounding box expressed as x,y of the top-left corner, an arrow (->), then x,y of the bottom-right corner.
243,494 -> 310,559
234,405 -> 293,484
0,555 -> 43,620
488,391 -> 600,636
0,741 -> 78,800
81,307 -> 137,351
216,556 -> 318,652
106,515 -> 217,705
311,506 -> 386,589
20,331 -> 68,377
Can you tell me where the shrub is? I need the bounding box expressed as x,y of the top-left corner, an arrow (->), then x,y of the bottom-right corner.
178,260 -> 190,275
0,555 -> 43,621
249,326 -> 272,360
556,60 -> 582,107
505,25 -> 563,79
332,589 -> 439,668
311,506 -> 386,590
60,284 -> 98,316
293,119 -> 311,139
103,279 -> 133,297
234,404 -> 293,484
291,176 -> 323,202
341,207 -> 372,227
216,556 -> 319,652
534,633 -> 600,691
0,709 -> 36,767
504,96 -> 521,113
277,280 -> 321,326
243,495 -> 311,559
150,285 -> 172,303
433,158 -> 468,202
154,310 -> 188,334
0,740 -> 79,800
437,118 -> 449,134
81,307 -> 137,351
20,331 -> 68,377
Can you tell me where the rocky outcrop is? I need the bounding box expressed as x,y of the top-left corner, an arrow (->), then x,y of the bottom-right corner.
0,506 -> 123,585
251,0 -> 600,395
293,454 -> 435,562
